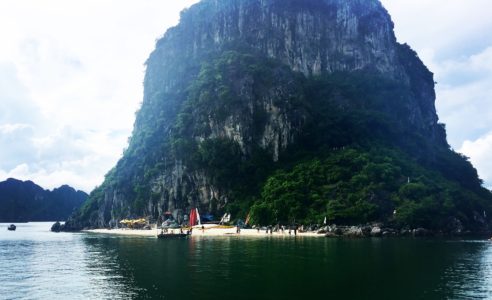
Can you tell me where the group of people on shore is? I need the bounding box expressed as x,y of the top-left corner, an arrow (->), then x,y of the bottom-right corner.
234,224 -> 300,235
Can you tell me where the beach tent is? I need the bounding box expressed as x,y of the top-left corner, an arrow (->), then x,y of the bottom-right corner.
201,214 -> 214,222
119,218 -> 147,228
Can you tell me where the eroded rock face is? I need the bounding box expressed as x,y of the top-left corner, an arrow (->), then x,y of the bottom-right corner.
65,0 -> 448,229
145,0 -> 404,103
177,0 -> 398,75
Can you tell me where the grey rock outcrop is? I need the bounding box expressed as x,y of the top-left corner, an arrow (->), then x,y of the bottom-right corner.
370,226 -> 382,237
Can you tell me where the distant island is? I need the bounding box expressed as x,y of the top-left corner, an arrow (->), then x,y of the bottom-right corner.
0,178 -> 87,222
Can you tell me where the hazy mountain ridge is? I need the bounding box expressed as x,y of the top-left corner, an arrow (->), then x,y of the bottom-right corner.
64,0 -> 491,232
0,178 -> 87,222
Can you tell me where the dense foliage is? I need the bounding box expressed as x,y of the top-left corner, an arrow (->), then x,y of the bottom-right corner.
249,147 -> 491,229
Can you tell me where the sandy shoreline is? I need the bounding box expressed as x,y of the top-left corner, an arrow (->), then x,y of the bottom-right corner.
84,227 -> 325,238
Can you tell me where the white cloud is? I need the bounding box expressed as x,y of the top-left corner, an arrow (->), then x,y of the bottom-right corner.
0,127 -> 129,192
0,123 -> 32,135
0,0 -> 199,192
435,47 -> 492,146
460,132 -> 492,189
381,0 -> 492,62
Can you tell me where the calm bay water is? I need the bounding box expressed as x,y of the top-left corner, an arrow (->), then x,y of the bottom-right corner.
1,223 -> 492,299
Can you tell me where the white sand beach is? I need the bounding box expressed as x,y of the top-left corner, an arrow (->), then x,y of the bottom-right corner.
85,227 -> 325,238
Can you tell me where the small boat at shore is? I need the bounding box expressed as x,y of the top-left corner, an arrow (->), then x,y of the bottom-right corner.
7,224 -> 16,231
157,232 -> 190,239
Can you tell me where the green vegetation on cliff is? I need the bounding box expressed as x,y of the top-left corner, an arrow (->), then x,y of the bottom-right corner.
64,0 -> 492,233
250,147 -> 490,230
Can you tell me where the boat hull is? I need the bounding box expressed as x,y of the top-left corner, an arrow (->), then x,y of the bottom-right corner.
157,233 -> 189,239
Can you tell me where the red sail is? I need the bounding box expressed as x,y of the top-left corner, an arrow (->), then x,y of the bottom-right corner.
189,209 -> 197,227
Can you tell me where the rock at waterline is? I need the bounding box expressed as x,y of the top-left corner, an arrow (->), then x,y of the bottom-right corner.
51,221 -> 62,232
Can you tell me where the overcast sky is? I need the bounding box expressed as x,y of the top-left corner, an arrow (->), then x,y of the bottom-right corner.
0,0 -> 491,192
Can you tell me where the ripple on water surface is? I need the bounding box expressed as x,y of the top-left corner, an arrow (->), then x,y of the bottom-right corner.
1,223 -> 492,299
0,223 -> 141,299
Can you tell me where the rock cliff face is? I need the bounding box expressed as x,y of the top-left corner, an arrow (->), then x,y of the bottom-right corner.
143,0 -> 443,143
65,0 -> 483,230
174,0 -> 397,76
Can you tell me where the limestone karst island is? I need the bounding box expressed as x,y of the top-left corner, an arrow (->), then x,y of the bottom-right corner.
3,1 -> 492,299
62,0 -> 491,236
